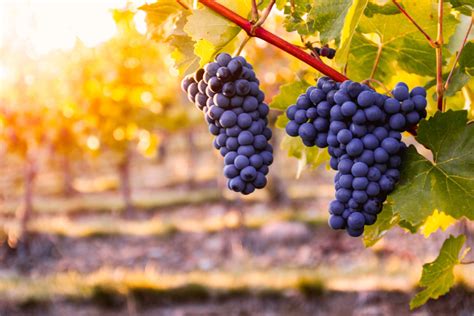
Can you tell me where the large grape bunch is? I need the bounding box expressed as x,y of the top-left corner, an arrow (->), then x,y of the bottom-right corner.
285,77 -> 427,237
181,53 -> 273,195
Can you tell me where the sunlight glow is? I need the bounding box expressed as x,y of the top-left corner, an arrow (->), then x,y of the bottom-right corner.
0,0 -> 147,55
86,135 -> 100,150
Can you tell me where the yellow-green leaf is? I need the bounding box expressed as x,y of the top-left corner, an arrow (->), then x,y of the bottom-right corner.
270,80 -> 310,111
139,0 -> 191,40
420,210 -> 456,238
336,0 -> 369,67
410,235 -> 468,309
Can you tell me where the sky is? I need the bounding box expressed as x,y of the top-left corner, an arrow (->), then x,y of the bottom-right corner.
0,0 -> 147,55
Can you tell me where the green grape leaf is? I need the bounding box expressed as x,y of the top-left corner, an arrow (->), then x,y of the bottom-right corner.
140,1 -> 199,75
310,0 -> 353,44
184,9 -> 240,47
169,13 -> 200,75
398,219 -> 420,233
410,235 -> 468,309
390,110 -> 474,226
275,0 -> 288,10
348,1 -> 459,82
183,0 -> 251,66
184,0 -> 250,46
193,37 -> 239,67
346,32 -> 390,80
269,80 -> 310,111
281,0 -> 312,35
271,80 -> 330,170
280,136 -> 330,170
364,1 -> 401,17
445,69 -> 470,96
336,0 -> 369,67
459,42 -> 474,76
448,0 -> 474,15
436,42 -> 474,95
363,203 -> 400,247
139,0 -> 191,40
282,0 -> 352,43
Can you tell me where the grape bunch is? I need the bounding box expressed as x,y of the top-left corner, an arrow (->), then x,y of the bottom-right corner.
314,46 -> 336,59
285,77 -> 427,237
181,53 -> 273,195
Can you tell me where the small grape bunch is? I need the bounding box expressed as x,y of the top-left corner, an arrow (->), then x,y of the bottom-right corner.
181,53 -> 273,195
311,45 -> 336,59
285,77 -> 427,237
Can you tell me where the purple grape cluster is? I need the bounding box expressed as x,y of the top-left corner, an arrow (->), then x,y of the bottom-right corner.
314,46 -> 336,59
181,53 -> 273,195
285,77 -> 427,237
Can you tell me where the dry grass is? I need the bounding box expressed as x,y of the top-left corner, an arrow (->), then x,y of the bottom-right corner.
0,264 -> 472,305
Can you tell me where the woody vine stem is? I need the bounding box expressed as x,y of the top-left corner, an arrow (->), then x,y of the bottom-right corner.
198,0 -> 348,82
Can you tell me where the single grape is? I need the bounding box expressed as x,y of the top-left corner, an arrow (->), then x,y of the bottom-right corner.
219,111 -> 237,128
410,86 -> 427,97
329,215 -> 345,229
351,162 -> 369,177
347,212 -> 365,229
241,166 -> 257,182
329,200 -> 345,215
392,85 -> 410,101
389,113 -> 406,131
341,101 -> 357,117
299,123 -> 317,140
346,138 -> 364,157
337,129 -> 353,145
357,91 -> 375,107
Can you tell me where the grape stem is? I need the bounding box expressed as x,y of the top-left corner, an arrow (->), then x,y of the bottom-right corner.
250,0 -> 259,23
391,0 -> 438,48
235,36 -> 251,56
361,78 -> 390,95
250,0 -> 275,35
198,0 -> 348,82
235,0 -> 274,56
177,0 -> 191,9
444,17 -> 473,91
461,260 -> 474,265
435,0 -> 444,111
369,43 -> 383,80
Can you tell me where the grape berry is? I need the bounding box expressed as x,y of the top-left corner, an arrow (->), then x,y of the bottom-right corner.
181,53 -> 273,195
285,77 -> 427,237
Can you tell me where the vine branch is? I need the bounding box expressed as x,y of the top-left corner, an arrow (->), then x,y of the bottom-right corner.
198,0 -> 348,82
444,17 -> 473,91
392,0 -> 438,48
435,0 -> 444,111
